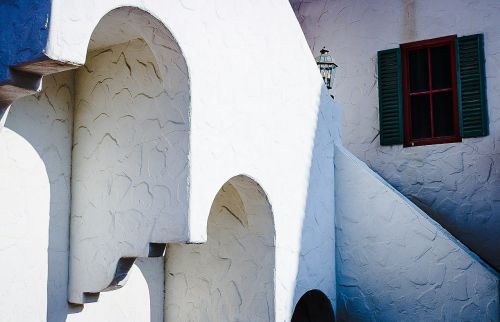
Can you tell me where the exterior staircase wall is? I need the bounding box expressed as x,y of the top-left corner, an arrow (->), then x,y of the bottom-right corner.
335,144 -> 499,321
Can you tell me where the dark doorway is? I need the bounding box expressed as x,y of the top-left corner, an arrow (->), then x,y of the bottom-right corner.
291,290 -> 335,322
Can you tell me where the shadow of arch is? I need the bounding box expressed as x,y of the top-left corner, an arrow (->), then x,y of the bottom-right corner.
0,127 -> 51,321
165,175 -> 276,321
292,290 -> 335,322
68,6 -> 191,304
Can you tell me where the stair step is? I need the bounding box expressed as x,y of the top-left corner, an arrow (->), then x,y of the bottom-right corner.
0,58 -> 79,108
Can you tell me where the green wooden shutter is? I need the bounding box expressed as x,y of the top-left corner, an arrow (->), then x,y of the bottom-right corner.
457,34 -> 488,138
378,48 -> 403,145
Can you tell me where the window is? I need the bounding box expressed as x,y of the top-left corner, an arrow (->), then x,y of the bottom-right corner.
402,36 -> 460,146
377,34 -> 488,147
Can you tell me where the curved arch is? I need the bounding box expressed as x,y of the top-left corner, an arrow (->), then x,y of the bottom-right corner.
197,173 -> 276,242
220,174 -> 275,229
165,174 -> 276,321
292,290 -> 335,322
68,6 -> 191,304
83,6 -> 190,87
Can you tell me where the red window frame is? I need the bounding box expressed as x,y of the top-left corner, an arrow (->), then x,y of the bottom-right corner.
401,35 -> 461,147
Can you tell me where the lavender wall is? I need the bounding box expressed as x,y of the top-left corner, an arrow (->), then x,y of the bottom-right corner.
291,0 -> 500,271
335,144 -> 499,321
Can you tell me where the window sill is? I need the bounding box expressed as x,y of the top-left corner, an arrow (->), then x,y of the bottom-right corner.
404,135 -> 462,147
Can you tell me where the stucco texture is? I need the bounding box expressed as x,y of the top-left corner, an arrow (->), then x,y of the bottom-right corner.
291,0 -> 500,272
0,1 -> 337,320
165,178 -> 275,321
70,36 -> 189,302
1,0 -> 500,320
0,128 -> 49,322
335,144 -> 499,321
3,71 -> 165,322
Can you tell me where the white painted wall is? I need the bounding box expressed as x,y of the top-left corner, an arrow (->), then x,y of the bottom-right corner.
0,128 -> 49,322
5,71 -> 73,322
291,0 -> 500,271
67,259 -> 164,322
3,72 -> 164,321
335,144 -> 499,321
70,35 -> 189,303
165,177 -> 275,321
1,0 -> 339,320
2,1 -> 500,321
40,1 -> 338,319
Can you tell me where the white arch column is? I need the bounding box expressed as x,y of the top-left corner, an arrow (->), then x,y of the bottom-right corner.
68,7 -> 191,304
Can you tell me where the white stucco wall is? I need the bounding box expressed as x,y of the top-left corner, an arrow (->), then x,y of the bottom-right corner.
40,1 -> 338,319
335,144 -> 499,321
5,71 -> 73,322
3,1 -> 500,320
67,259 -> 164,322
2,72 -> 164,321
1,0 -> 338,320
70,36 -> 189,302
0,128 -> 49,322
165,177 -> 275,321
291,0 -> 500,271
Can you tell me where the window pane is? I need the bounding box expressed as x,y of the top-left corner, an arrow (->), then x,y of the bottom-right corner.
432,92 -> 454,137
431,45 -> 452,90
411,94 -> 431,139
409,49 -> 429,92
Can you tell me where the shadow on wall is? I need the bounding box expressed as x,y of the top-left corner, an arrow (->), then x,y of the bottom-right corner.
68,7 -> 190,305
0,0 -> 50,83
4,5 -> 189,319
5,72 -> 77,321
164,175 -> 275,321
5,73 -> 165,322
334,144 -> 499,321
292,82 -> 340,316
2,5 -> 190,321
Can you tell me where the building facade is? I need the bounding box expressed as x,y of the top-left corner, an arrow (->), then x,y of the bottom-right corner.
291,0 -> 500,272
0,0 -> 498,321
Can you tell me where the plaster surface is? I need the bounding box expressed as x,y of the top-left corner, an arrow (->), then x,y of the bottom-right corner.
44,1 -> 338,318
1,1 -> 500,321
70,35 -> 189,302
291,0 -> 500,271
335,144 -> 499,321
66,259 -> 164,322
0,128 -> 49,322
5,71 -> 73,322
165,177 -> 275,321
3,72 -> 164,322
1,0 -> 339,319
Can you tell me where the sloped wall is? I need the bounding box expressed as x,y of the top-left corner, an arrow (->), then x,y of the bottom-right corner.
335,144 -> 499,321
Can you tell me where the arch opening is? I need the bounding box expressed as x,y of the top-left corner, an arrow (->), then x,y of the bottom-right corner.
165,175 -> 276,321
292,290 -> 335,322
68,6 -> 191,304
